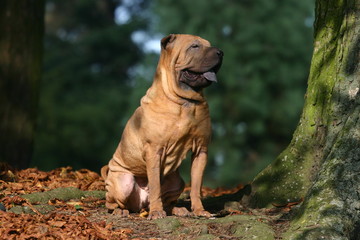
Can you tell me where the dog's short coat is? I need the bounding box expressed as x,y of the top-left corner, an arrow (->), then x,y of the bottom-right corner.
101,34 -> 223,219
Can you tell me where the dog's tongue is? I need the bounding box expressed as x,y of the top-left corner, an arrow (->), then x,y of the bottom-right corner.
203,71 -> 217,82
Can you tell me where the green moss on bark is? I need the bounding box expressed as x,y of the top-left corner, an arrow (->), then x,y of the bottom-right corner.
248,0 -> 360,238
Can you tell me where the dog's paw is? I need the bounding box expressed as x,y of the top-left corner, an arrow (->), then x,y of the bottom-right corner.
105,201 -> 119,210
193,209 -> 212,218
148,210 -> 167,220
113,208 -> 130,217
172,207 -> 191,217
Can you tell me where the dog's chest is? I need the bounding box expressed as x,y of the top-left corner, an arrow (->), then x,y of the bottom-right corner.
163,103 -> 210,156
139,101 -> 210,173
173,103 -> 208,137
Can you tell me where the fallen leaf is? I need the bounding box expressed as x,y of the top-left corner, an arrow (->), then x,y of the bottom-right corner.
139,209 -> 149,218
272,198 -> 303,208
48,220 -> 67,228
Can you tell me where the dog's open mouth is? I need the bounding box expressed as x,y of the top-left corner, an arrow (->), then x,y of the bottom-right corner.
179,67 -> 219,91
182,70 -> 218,83
179,60 -> 222,91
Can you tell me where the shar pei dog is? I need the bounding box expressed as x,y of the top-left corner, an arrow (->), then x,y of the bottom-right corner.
101,34 -> 223,219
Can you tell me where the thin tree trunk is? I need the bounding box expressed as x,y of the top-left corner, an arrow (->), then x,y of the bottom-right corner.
0,1 -> 44,169
245,0 -> 360,238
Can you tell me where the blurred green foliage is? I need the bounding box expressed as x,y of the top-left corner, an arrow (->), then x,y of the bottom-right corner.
33,0 -> 314,187
33,0 -> 149,170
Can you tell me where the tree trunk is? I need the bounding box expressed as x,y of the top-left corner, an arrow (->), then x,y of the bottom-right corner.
0,1 -> 44,169
246,0 -> 360,238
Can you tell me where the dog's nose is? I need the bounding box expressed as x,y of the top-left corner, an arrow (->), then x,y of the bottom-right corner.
216,49 -> 224,57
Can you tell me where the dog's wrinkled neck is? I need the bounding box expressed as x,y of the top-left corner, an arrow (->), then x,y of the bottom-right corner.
182,98 -> 201,107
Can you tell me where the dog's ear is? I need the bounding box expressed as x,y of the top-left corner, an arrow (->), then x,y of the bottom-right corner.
161,34 -> 176,50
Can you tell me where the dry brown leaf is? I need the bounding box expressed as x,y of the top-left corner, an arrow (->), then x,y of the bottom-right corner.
48,220 -> 67,228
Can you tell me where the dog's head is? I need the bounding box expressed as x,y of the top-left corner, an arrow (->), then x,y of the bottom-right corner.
160,34 -> 223,93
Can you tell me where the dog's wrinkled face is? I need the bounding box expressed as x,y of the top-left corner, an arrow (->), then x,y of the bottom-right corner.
161,34 -> 223,92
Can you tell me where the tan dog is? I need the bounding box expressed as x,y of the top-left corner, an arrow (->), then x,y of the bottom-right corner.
101,34 -> 223,219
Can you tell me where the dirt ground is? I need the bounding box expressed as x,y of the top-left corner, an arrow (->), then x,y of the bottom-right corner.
0,165 -> 297,239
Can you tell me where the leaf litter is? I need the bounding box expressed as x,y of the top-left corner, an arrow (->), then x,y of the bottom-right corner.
0,166 -> 302,239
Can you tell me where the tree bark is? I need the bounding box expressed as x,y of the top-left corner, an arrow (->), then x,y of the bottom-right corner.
0,1 -> 44,169
246,0 -> 360,238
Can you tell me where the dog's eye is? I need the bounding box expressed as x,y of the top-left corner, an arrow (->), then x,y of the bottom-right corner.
191,44 -> 200,49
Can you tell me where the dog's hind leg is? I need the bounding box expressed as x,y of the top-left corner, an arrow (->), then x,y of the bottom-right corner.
104,171 -> 138,216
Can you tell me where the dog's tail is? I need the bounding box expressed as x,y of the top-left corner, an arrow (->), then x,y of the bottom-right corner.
100,165 -> 109,180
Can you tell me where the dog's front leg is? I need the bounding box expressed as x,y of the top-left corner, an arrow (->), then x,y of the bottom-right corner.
145,146 -> 166,219
190,150 -> 211,217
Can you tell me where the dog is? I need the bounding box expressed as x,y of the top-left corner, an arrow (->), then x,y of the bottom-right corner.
101,34 -> 223,219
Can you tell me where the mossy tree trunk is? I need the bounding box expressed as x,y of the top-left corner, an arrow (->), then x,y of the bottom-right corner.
246,0 -> 360,238
0,1 -> 44,169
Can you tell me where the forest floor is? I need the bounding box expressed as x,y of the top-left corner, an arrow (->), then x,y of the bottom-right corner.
0,165 -> 300,239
